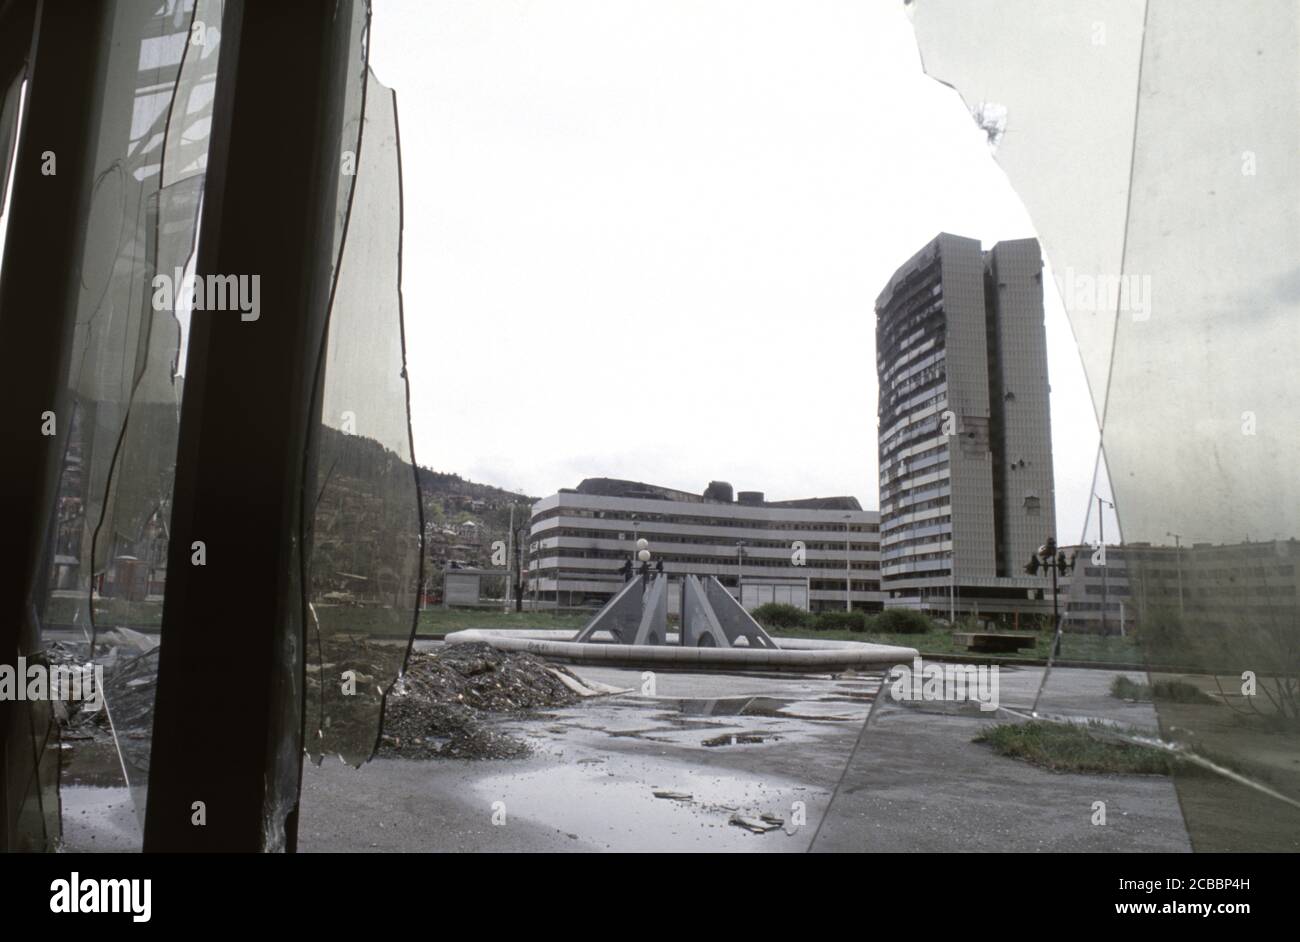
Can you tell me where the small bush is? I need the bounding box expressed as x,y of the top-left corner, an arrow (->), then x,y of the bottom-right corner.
750,602 -> 814,630
814,610 -> 869,633
1110,675 -> 1151,701
871,609 -> 933,635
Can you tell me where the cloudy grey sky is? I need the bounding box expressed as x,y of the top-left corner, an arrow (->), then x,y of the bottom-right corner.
0,2 -> 1107,544
368,0 -> 1107,543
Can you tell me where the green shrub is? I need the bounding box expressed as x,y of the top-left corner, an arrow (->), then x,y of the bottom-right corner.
814,610 -> 869,633
750,602 -> 814,630
871,609 -> 933,635
974,721 -> 1176,775
1110,675 -> 1151,701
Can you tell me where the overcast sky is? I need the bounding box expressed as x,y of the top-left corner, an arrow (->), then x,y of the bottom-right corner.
0,1 -> 1107,544
368,0 -> 1106,544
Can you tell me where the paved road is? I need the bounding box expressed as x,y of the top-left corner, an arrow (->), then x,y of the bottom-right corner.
297,664 -> 1192,852
58,661 -> 1193,852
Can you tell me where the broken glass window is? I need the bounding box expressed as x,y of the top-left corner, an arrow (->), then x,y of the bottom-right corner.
32,0 -> 223,845
302,61 -> 425,769
857,0 -> 1300,851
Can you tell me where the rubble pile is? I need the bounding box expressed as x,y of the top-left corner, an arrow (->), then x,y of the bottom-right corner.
379,642 -> 583,760
45,638 -> 156,738
45,637 -> 157,785
51,635 -> 585,765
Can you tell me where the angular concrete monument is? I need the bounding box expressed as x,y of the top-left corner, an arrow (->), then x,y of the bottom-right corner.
631,574 -> 668,646
578,574 -> 774,649
681,574 -> 728,648
448,573 -> 918,671
702,576 -> 777,648
572,575 -> 645,644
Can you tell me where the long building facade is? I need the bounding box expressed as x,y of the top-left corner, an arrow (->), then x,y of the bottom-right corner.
526,478 -> 882,613
1060,538 -> 1300,634
876,233 -> 1056,618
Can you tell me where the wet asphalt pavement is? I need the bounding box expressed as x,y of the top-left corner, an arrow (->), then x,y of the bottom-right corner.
59,657 -> 1193,852
298,666 -> 880,851
294,662 -> 1191,852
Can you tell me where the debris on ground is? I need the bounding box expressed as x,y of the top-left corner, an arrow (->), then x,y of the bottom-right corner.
729,813 -> 784,833
42,636 -> 159,786
546,667 -> 632,698
50,635 -> 603,768
44,638 -> 155,740
654,787 -> 790,834
378,642 -> 589,760
702,733 -> 777,747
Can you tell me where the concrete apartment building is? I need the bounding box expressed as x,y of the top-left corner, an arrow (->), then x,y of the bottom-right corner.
525,478 -> 882,613
876,233 -> 1055,619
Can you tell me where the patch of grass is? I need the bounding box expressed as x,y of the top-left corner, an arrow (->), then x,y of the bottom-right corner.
304,605 -> 588,636
814,610 -> 869,632
45,595 -> 83,625
973,720 -> 1176,775
43,595 -> 164,628
1047,632 -> 1144,664
415,608 -> 587,635
768,623 -> 1145,666
1110,675 -> 1217,704
755,608 -> 935,636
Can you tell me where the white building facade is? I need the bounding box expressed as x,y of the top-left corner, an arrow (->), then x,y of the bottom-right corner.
526,479 -> 882,613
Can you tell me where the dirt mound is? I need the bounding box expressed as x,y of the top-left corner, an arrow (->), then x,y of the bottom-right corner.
379,642 -> 582,760
52,636 -> 581,764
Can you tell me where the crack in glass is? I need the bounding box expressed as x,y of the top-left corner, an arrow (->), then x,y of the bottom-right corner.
834,0 -> 1300,852
301,58 -> 425,768
32,0 -> 222,844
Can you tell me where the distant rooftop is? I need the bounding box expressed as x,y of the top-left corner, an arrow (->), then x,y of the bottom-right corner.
563,477 -> 863,512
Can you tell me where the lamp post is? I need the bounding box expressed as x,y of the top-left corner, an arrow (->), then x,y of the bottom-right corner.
510,519 -> 520,613
637,538 -> 651,590
1166,531 -> 1185,621
1025,536 -> 1074,656
504,503 -> 514,613
1095,495 -> 1114,635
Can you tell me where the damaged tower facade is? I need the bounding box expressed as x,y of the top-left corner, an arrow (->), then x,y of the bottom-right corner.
876,233 -> 1055,618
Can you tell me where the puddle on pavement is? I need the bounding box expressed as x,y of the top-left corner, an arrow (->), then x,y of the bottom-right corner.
472,757 -> 810,851
673,695 -> 863,723
602,728 -> 677,742
649,713 -> 737,727
675,695 -> 791,716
